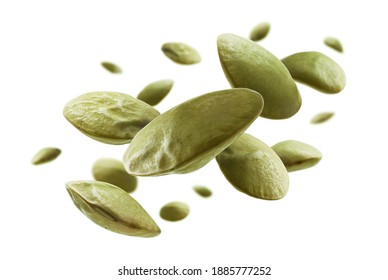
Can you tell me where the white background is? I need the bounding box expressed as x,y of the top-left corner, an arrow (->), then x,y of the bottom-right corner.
1,0 -> 387,279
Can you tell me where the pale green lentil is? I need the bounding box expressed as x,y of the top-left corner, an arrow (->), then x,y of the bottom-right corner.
193,186 -> 212,198
282,51 -> 346,93
137,79 -> 174,106
249,22 -> 270,41
217,33 -> 301,119
123,88 -> 264,176
101,61 -> 122,73
63,91 -> 160,144
161,42 -> 201,65
311,112 -> 335,124
31,147 -> 61,165
324,37 -> 343,53
271,140 -> 322,172
160,201 -> 189,222
66,180 -> 160,237
92,158 -> 137,193
216,133 -> 289,200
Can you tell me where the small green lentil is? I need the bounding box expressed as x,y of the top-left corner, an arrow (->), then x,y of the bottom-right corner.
161,42 -> 201,65
249,22 -> 270,41
160,201 -> 189,222
137,79 -> 174,106
193,186 -> 212,198
311,112 -> 335,124
101,61 -> 122,73
31,147 -> 61,165
324,37 -> 343,53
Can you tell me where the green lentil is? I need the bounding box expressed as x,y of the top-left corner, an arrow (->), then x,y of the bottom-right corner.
101,62 -> 122,73
193,186 -> 212,198
249,22 -> 270,41
31,147 -> 61,165
216,133 -> 289,200
161,42 -> 201,65
137,79 -> 174,106
92,158 -> 137,193
271,140 -> 322,172
324,37 -> 343,53
66,180 -> 160,237
217,33 -> 301,119
160,201 -> 189,222
63,91 -> 160,144
311,112 -> 335,124
282,51 -> 346,93
123,88 -> 263,176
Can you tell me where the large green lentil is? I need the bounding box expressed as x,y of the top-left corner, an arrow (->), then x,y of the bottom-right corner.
123,88 -> 263,176
282,51 -> 346,93
63,91 -> 160,144
216,133 -> 289,200
66,180 -> 160,237
217,33 -> 301,119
